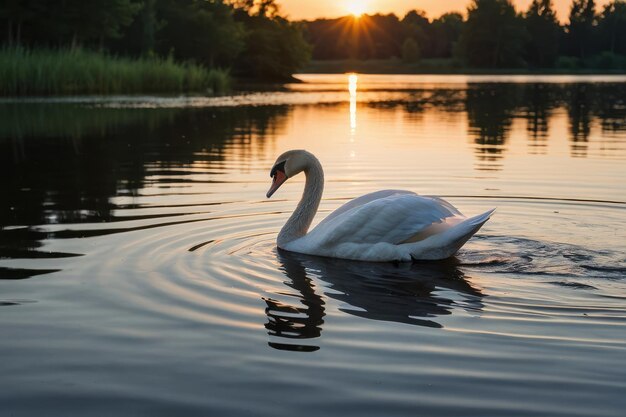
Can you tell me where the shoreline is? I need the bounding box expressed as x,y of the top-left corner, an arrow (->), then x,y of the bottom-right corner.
3,72 -> 626,100
303,59 -> 626,75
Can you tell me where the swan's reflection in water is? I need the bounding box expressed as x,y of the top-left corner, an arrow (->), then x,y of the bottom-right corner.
265,250 -> 484,352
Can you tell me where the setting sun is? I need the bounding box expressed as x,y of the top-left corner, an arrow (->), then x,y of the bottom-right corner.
345,0 -> 368,18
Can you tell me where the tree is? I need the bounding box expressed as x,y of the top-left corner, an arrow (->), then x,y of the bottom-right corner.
525,0 -> 561,67
597,0 -> 626,54
0,0 -> 43,46
402,38 -> 420,62
566,0 -> 597,59
0,0 -> 141,48
459,0 -> 528,67
60,0 -> 141,47
228,0 -> 278,17
431,12 -> 464,58
156,0 -> 244,67
361,14 -> 404,59
117,0 -> 161,55
233,3 -> 311,80
304,17 -> 349,60
401,10 -> 431,57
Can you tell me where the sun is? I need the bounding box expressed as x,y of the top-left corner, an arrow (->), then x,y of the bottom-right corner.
345,0 -> 368,18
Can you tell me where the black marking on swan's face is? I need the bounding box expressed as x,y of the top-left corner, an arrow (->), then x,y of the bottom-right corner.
267,160 -> 290,198
270,160 -> 287,178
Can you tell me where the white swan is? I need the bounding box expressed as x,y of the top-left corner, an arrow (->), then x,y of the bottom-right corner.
266,150 -> 494,262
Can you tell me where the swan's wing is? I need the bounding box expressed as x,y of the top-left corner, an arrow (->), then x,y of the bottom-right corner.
307,194 -> 462,246
317,190 -> 416,227
422,195 -> 463,217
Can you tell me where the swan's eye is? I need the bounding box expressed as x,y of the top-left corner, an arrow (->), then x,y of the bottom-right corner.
270,160 -> 287,178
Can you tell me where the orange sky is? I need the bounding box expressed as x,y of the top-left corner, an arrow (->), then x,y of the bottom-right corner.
278,0 -> 614,22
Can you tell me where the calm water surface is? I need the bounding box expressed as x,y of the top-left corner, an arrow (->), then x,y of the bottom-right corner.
1,74 -> 626,416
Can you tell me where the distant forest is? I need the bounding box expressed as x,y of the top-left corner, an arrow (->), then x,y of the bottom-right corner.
0,0 -> 311,80
2,0 -> 626,80
304,0 -> 626,69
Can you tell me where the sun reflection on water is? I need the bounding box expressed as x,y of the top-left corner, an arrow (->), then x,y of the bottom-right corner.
348,73 -> 358,137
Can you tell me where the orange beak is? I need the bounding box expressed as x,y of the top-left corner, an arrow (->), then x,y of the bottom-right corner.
267,170 -> 288,198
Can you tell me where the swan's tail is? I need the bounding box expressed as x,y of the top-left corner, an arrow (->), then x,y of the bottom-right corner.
409,208 -> 495,260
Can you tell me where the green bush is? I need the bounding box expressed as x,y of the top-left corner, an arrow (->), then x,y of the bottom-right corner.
587,51 -> 626,70
0,47 -> 230,96
555,56 -> 581,70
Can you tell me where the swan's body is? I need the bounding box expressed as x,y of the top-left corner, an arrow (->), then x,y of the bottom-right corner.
267,150 -> 494,262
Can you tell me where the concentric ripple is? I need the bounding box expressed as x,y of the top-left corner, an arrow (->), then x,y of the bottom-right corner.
10,193 -> 620,353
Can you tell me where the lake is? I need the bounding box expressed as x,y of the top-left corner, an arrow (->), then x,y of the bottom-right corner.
1,74 -> 626,416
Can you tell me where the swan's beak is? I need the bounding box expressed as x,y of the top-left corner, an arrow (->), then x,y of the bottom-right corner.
267,170 -> 288,198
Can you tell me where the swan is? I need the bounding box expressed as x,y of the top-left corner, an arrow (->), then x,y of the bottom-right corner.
266,150 -> 495,262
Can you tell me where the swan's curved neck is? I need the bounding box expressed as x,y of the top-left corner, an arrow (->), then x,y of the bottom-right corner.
277,156 -> 324,247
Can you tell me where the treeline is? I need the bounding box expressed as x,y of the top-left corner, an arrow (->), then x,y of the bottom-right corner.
304,0 -> 626,69
0,0 -> 311,80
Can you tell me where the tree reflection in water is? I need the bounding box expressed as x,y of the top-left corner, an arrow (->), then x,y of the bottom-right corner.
0,104 -> 289,280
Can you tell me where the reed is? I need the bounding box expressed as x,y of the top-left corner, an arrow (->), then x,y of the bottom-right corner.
0,47 -> 230,96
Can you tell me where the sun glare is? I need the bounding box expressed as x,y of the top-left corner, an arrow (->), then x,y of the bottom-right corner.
345,1 -> 367,18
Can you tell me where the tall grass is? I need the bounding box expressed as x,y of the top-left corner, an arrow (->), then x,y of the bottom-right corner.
0,47 -> 230,96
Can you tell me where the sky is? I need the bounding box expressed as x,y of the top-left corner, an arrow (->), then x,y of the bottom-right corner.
278,0 -> 614,22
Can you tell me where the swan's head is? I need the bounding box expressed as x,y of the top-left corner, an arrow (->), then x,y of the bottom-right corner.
266,150 -> 312,198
